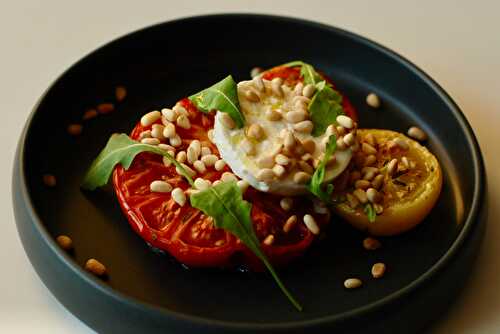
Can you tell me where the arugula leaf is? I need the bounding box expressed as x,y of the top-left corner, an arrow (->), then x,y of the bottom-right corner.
190,181 -> 302,311
81,134 -> 194,190
364,203 -> 377,223
188,75 -> 245,128
309,81 -> 344,137
275,60 -> 323,86
307,134 -> 337,203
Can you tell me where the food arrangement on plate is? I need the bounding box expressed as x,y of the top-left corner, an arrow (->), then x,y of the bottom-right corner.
72,61 -> 442,310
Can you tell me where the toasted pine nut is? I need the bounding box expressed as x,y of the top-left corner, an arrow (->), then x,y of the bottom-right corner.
237,180 -> 249,192
263,234 -> 275,246
366,188 -> 382,203
363,170 -> 377,181
283,215 -> 297,233
373,203 -> 384,214
372,174 -> 385,189
293,171 -> 311,184
392,137 -> 409,150
284,131 -> 296,150
364,155 -> 377,166
214,159 -> 226,171
201,147 -> 211,156
82,108 -> 98,120
201,154 -> 218,167
353,189 -> 368,204
151,124 -> 165,140
401,156 -> 410,169
193,160 -> 206,173
336,126 -> 346,136
302,84 -> 316,98
298,161 -> 314,174
285,110 -> 307,123
247,124 -> 264,140
169,134 -> 182,147
336,115 -> 354,129
252,75 -> 265,91
303,214 -> 320,235
220,172 -> 238,183
265,108 -> 282,121
386,158 -> 398,176
336,137 -> 347,151
139,130 -> 152,140
141,138 -> 160,145
176,114 -> 191,129
85,259 -> 106,276
256,155 -> 275,168
346,193 -> 360,208
56,235 -> 73,250
241,138 -> 255,155
271,77 -> 283,97
141,111 -> 161,126
366,93 -> 381,108
194,177 -> 211,190
245,89 -> 260,102
175,151 -> 186,163
280,197 -> 293,211
187,147 -> 198,164
256,168 -> 275,182
294,82 -> 304,96
363,237 -> 381,250
407,126 -> 427,141
97,103 -> 114,114
362,142 -> 377,155
273,154 -> 289,166
173,105 -> 188,117
294,120 -> 314,133
171,188 -> 186,206
355,180 -> 371,190
162,108 -> 177,122
344,278 -> 362,289
163,123 -> 176,138
272,164 -> 286,178
343,132 -> 355,146
372,263 -> 386,278
150,180 -> 173,193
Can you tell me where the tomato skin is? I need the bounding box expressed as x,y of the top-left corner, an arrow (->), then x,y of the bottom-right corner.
112,66 -> 356,271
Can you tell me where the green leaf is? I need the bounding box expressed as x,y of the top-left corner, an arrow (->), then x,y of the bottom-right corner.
188,75 -> 245,128
190,181 -> 303,311
81,134 -> 194,190
309,81 -> 344,137
364,203 -> 377,223
307,134 -> 337,203
300,63 -> 324,86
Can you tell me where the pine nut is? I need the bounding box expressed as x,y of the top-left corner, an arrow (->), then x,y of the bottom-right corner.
213,180 -> 222,186
177,163 -> 196,178
247,124 -> 264,140
97,103 -> 114,114
194,177 -> 211,190
241,138 -> 255,155
301,139 -> 316,154
141,111 -> 161,126
214,159 -> 226,171
163,155 -> 173,167
336,126 -> 346,136
175,151 -> 186,163
392,137 -> 409,150
374,203 -> 384,214
293,171 -> 311,184
151,124 -> 165,139
336,137 -> 347,151
251,67 -> 263,78
294,120 -> 314,133
362,143 -> 377,155
163,123 -> 176,138
298,161 -> 314,174
362,166 -> 379,174
401,156 -> 410,169
343,132 -> 355,146
344,278 -> 362,289
169,134 -> 182,147
272,164 -> 286,178
253,75 -> 265,91
82,109 -> 98,120
256,168 -> 275,182
220,172 -> 237,183
193,160 -> 206,173
372,174 -> 385,189
293,95 -> 311,105
237,180 -> 249,193
280,197 -> 293,211
407,126 -> 427,141
363,237 -> 381,250
363,170 -> 377,181
141,138 -> 160,145
67,124 -> 83,136
355,180 -> 371,190
284,131 -> 296,150
263,234 -> 275,246
364,154 -> 377,166
273,154 -> 289,166
217,112 -> 234,129
283,215 -> 297,233
56,235 -> 73,250
353,189 -> 368,204
364,133 -> 377,146
285,110 -> 307,123
139,130 -> 152,140
173,105 -> 189,117
162,108 -> 177,122
371,263 -> 386,278
201,154 -> 218,167
150,180 -> 173,193
257,155 -> 275,168
171,188 -> 186,206
294,82 -> 304,96
201,147 -> 211,156
386,158 -> 398,176
346,193 -> 359,208
302,84 -> 316,98
265,108 -> 282,121
271,77 -> 283,97
303,214 -> 320,235
366,188 -> 382,203
350,170 -> 361,184
336,115 -> 354,129
187,147 -> 198,164
245,89 -> 260,102
85,259 -> 106,276
115,86 -> 127,101
366,93 -> 381,108
176,114 -> 191,129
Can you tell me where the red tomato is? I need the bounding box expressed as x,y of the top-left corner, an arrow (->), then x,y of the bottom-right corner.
113,66 -> 356,270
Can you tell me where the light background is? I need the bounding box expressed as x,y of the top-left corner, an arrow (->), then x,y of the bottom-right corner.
1,1 -> 498,333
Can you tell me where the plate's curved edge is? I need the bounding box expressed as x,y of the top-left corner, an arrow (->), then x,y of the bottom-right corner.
13,13 -> 487,332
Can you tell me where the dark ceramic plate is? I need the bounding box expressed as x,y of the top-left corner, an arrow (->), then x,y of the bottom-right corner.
13,14 -> 486,334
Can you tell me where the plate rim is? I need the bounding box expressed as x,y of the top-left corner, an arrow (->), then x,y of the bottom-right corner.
15,13 -> 486,331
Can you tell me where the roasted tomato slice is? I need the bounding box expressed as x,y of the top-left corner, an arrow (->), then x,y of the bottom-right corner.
113,66 -> 356,270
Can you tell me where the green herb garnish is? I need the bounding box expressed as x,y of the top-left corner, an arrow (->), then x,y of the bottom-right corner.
364,203 -> 377,223
307,134 -> 337,203
309,81 -> 344,137
279,60 -> 323,85
189,75 -> 245,128
190,181 -> 302,311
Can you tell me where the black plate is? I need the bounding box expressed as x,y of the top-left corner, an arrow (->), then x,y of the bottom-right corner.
12,14 -> 486,334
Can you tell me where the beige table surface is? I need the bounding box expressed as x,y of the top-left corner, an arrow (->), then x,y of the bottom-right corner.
1,1 -> 498,333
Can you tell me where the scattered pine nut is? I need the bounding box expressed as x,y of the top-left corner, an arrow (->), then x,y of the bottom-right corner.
366,93 -> 381,108
56,235 -> 73,250
283,215 -> 297,233
141,111 -> 161,126
263,234 -> 275,246
214,159 -> 226,171
150,180 -> 172,193
171,188 -> 186,206
407,126 -> 427,141
344,278 -> 363,289
250,67 -> 263,78
43,174 -> 57,187
85,259 -> 106,276
303,214 -> 320,235
115,86 -> 127,102
82,108 -> 98,121
67,123 -> 83,136
97,103 -> 115,114
336,115 -> 354,129
280,197 -> 293,211
363,237 -> 381,250
371,263 -> 386,278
